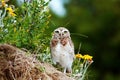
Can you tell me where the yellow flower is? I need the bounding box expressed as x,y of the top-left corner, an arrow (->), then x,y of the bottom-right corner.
6,7 -> 13,12
75,54 -> 83,59
1,0 -> 6,7
6,7 -> 16,17
9,12 -> 16,16
83,54 -> 93,60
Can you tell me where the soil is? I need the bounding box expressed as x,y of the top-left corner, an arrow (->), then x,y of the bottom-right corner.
0,44 -> 74,80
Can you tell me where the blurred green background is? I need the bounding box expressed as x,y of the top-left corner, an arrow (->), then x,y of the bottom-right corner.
49,0 -> 120,80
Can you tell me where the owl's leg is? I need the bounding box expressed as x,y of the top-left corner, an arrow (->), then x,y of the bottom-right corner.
66,67 -> 72,73
63,68 -> 66,73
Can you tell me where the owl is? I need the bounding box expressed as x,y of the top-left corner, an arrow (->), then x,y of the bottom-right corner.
50,27 -> 75,73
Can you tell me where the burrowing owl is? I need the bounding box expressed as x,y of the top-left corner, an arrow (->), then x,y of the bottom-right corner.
50,27 -> 75,73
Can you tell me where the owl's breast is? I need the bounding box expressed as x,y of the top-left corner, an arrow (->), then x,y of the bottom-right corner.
56,42 -> 73,67
55,41 -> 72,53
51,40 -> 73,67
55,42 -> 64,52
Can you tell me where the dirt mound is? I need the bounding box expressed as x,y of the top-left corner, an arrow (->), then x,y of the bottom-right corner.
0,44 -> 74,80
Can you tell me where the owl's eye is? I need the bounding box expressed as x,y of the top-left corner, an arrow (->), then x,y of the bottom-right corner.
64,31 -> 68,33
55,31 -> 59,33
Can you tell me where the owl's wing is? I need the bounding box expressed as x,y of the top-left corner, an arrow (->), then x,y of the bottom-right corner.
69,39 -> 75,59
50,39 -> 53,50
50,38 -> 58,58
50,39 -> 59,64
50,39 -> 55,55
50,39 -> 58,48
50,39 -> 55,62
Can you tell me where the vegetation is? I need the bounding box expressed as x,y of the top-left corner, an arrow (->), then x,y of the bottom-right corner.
0,0 -> 94,80
0,0 -> 51,51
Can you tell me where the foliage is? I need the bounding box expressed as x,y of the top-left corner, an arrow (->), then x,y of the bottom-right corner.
73,53 -> 93,80
0,0 -> 94,80
0,0 -> 51,52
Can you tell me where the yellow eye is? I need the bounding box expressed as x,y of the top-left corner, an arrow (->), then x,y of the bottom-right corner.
64,31 -> 67,33
55,31 -> 59,33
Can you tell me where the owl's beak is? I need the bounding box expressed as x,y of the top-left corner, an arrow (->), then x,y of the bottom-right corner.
59,33 -> 64,39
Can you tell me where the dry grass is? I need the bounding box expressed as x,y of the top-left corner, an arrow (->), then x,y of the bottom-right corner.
0,44 -> 74,80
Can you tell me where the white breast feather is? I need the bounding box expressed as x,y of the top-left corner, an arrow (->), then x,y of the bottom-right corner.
51,41 -> 73,68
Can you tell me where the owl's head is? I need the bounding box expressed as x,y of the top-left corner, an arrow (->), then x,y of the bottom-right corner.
53,27 -> 70,39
